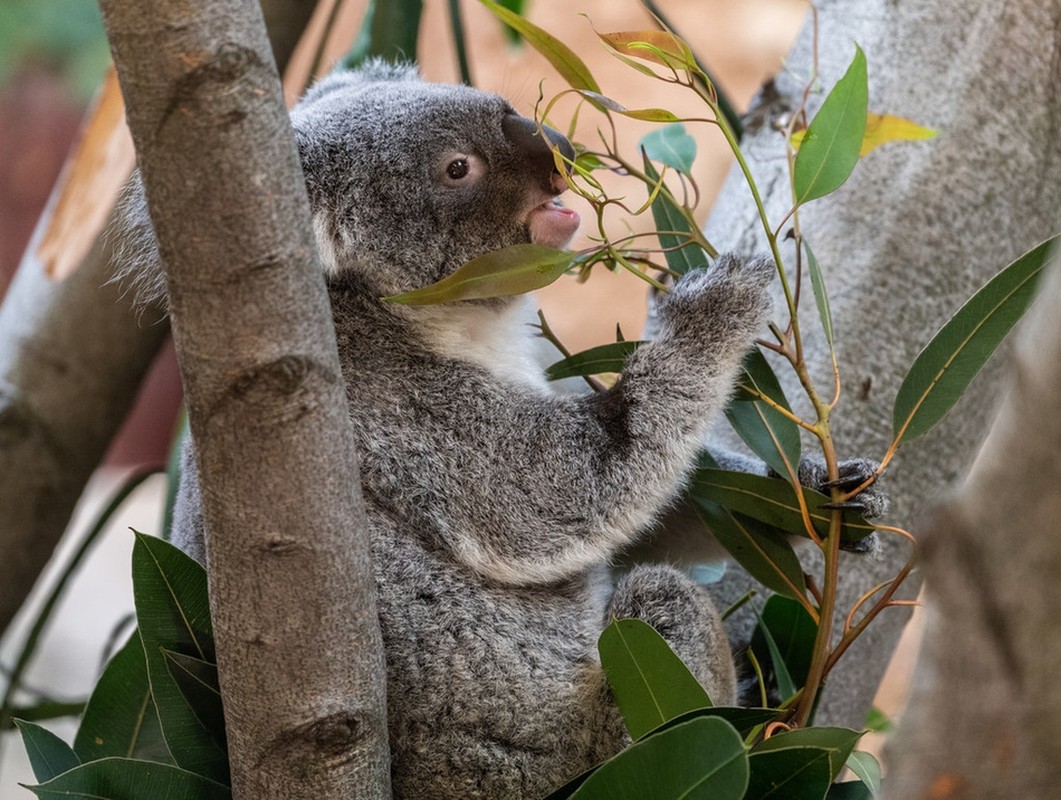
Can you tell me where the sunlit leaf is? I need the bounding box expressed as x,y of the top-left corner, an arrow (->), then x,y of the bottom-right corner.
15,721 -> 79,783
569,717 -> 749,800
846,751 -> 882,796
690,469 -> 876,544
575,91 -> 681,122
640,124 -> 697,175
23,758 -> 231,800
598,619 -> 712,740
643,158 -> 710,275
864,706 -> 892,734
893,236 -> 1054,443
859,113 -> 937,156
792,46 -> 868,205
478,0 -> 600,91
74,631 -> 171,764
597,30 -> 695,71
727,349 -> 801,478
384,244 -> 575,304
546,341 -> 643,380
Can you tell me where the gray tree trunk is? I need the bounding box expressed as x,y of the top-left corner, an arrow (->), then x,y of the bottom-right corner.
699,0 -> 1061,725
883,249 -> 1061,797
0,0 -> 317,639
96,0 -> 390,797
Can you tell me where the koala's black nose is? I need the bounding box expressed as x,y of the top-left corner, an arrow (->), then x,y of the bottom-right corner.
502,112 -> 575,194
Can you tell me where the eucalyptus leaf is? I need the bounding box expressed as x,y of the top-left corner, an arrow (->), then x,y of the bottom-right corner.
643,158 -> 710,275
23,757 -> 231,800
803,240 -> 835,352
15,720 -> 79,783
845,750 -> 882,796
598,619 -> 713,740
569,717 -> 749,800
751,595 -> 819,697
640,124 -> 697,175
827,780 -> 875,799
384,244 -> 575,304
753,615 -> 796,701
690,469 -> 876,544
597,30 -> 696,71
546,341 -> 643,380
727,349 -> 801,478
792,46 -> 868,205
648,706 -> 780,739
74,630 -> 171,764
893,236 -> 1054,443
752,727 -> 863,782
745,746 -> 832,800
163,650 -> 226,753
132,533 -> 227,783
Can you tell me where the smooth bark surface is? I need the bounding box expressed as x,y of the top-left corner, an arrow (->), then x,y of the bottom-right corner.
884,251 -> 1061,797
0,0 -> 318,640
693,0 -> 1061,726
97,1 -> 389,798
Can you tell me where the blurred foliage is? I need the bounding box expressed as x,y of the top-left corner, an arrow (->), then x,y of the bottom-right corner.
0,0 -> 110,102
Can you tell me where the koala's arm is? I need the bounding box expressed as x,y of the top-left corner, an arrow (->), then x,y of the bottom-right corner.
424,255 -> 773,585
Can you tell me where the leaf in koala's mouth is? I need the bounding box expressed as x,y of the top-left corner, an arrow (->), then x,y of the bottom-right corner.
528,197 -> 580,249
382,244 -> 577,305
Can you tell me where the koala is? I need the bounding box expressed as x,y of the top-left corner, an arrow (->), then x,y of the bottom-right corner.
117,62 -> 877,798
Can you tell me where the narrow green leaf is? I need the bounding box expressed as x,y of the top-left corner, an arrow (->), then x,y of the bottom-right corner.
690,469 -> 875,545
163,650 -> 226,753
753,727 -> 863,781
477,0 -> 600,91
132,533 -> 227,783
598,619 -> 712,740
576,91 -> 681,122
5,701 -> 85,727
751,596 -> 818,697
846,751 -> 882,796
23,758 -> 231,800
754,616 -> 796,701
727,349 -> 801,478
569,717 -> 749,800
643,158 -> 709,276
893,236 -> 1054,443
803,240 -> 835,352
793,46 -> 868,205
546,341 -> 643,380
383,244 -> 575,304
693,500 -> 805,600
745,746 -> 832,800
15,721 -> 79,783
74,631 -> 171,764
640,123 -> 697,175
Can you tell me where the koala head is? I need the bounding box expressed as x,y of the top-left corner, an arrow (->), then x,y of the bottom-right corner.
291,62 -> 580,298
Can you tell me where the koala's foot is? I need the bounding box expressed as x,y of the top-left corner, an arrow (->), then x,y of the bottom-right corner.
606,565 -> 736,705
795,457 -> 888,554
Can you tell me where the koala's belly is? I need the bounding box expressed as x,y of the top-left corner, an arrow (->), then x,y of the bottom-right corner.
370,514 -> 615,799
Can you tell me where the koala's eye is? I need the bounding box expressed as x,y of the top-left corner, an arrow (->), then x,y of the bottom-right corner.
447,159 -> 470,180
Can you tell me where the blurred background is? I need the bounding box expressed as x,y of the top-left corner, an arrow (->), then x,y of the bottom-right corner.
1,1 -> 914,794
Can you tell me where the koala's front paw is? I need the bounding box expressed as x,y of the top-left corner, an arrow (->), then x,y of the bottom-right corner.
659,254 -> 774,335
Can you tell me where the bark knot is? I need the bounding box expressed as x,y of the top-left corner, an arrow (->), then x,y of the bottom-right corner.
229,355 -> 330,403
162,43 -> 264,131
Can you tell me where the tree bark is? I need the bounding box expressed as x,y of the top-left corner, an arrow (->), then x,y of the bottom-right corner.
693,0 -> 1061,726
883,249 -> 1061,797
97,1 -> 390,798
0,0 -> 318,639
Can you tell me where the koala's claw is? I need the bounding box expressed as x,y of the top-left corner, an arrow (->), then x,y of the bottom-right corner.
821,500 -> 868,511
797,456 -> 890,521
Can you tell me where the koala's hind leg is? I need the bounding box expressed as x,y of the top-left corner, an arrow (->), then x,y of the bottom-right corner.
606,565 -> 737,706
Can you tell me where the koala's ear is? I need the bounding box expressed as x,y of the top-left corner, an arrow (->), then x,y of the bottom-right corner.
298,59 -> 421,106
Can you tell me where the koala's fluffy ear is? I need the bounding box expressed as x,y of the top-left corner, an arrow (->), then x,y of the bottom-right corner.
298,58 -> 421,106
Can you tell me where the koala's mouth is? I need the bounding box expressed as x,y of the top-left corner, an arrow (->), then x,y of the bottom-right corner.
526,195 -> 580,249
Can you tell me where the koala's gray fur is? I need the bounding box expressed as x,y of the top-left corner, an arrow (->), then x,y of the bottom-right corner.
120,62 -> 779,798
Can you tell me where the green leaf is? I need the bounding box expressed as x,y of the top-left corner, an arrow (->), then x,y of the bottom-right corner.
845,751 -> 882,796
649,706 -> 781,739
132,533 -> 227,784
693,500 -> 805,600
162,411 -> 188,540
163,650 -> 226,753
477,0 -> 600,91
546,341 -> 643,380
727,349 -> 801,478
864,706 -> 892,734
598,619 -> 713,740
383,244 -> 575,304
753,727 -> 863,782
15,720 -> 79,783
690,469 -> 876,545
23,757 -> 231,800
74,631 -> 171,764
803,240 -> 835,352
753,614 -> 796,701
576,91 -> 682,122
569,717 -> 749,800
893,236 -> 1054,443
751,596 -> 819,697
745,746 -> 832,800
643,158 -> 710,276
827,781 -> 875,799
640,123 -> 697,175
792,46 -> 868,205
